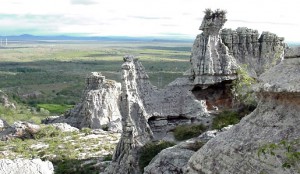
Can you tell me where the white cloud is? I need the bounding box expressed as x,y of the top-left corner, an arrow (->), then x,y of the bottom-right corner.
0,0 -> 299,41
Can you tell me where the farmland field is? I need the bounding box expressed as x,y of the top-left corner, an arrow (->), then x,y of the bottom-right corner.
0,40 -> 193,113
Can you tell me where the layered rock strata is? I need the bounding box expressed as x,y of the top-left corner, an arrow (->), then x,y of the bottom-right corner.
186,9 -> 238,85
44,72 -> 122,131
221,28 -> 285,76
185,57 -> 300,174
105,56 -> 154,174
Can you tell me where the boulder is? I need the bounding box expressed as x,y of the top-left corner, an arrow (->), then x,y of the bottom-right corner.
0,158 -> 54,174
49,123 -> 79,132
0,121 -> 41,140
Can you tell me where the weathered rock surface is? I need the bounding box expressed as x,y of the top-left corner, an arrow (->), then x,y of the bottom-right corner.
285,46 -> 300,59
0,158 -> 54,174
105,56 -> 154,174
144,147 -> 194,174
50,123 -> 79,132
43,72 -> 122,131
0,90 -> 16,109
186,9 -> 238,85
221,28 -> 285,77
0,121 -> 41,140
185,57 -> 300,174
144,125 -> 233,174
0,119 -> 9,131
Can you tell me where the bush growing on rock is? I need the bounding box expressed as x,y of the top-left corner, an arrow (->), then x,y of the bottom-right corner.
211,110 -> 240,130
173,124 -> 207,141
139,140 -> 176,172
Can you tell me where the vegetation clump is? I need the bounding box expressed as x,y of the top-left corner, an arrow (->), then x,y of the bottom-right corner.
212,110 -> 240,130
139,141 -> 175,172
258,139 -> 300,171
173,124 -> 207,141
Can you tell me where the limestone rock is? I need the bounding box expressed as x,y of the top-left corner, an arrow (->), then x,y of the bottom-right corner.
0,158 -> 54,174
144,126 -> 233,174
119,56 -> 208,140
185,57 -> 300,174
0,121 -> 41,140
144,147 -> 194,174
285,46 -> 300,59
105,55 -> 153,174
49,123 -> 79,132
0,90 -> 16,109
0,119 -> 9,131
221,28 -> 285,77
187,9 -> 238,85
44,72 -> 122,131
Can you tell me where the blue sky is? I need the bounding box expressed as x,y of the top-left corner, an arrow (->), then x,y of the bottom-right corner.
0,0 -> 299,41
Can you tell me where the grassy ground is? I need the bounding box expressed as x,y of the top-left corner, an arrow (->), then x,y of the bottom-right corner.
0,41 -> 192,107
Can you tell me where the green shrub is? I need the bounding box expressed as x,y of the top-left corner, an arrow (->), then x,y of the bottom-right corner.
37,104 -> 73,114
212,110 -> 240,130
139,141 -> 175,172
103,154 -> 113,161
173,124 -> 207,141
258,139 -> 300,171
33,126 -> 64,139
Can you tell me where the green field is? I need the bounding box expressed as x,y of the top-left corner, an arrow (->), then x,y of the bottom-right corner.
0,40 -> 192,116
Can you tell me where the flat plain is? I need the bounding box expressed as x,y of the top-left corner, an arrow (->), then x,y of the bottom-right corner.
0,40 -> 193,115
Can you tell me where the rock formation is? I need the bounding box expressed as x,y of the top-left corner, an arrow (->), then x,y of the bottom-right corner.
184,56 -> 300,173
0,158 -> 54,174
0,90 -> 16,109
0,121 -> 41,140
185,9 -> 238,85
221,28 -> 285,77
43,72 -> 122,132
105,56 -> 154,174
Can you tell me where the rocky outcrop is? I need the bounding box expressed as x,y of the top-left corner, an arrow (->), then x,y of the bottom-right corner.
105,56 -> 154,174
221,28 -> 285,77
0,90 -> 16,109
285,46 -> 300,58
186,9 -> 238,85
0,158 -> 54,174
0,121 -> 41,140
43,72 -> 122,132
144,126 -> 233,174
185,57 -> 300,173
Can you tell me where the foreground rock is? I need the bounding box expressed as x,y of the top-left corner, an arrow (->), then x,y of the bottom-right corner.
144,126 -> 233,174
185,57 -> 300,174
0,158 -> 54,174
43,72 -> 122,131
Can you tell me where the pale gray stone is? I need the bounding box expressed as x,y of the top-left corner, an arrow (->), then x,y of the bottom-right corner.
0,158 -> 54,174
43,72 -> 122,131
185,57 -> 300,174
50,123 -> 79,132
144,147 -> 194,174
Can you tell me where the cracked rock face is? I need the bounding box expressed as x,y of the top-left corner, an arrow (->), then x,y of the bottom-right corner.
221,28 -> 285,77
44,72 -> 122,131
184,57 -> 300,174
186,9 -> 238,85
